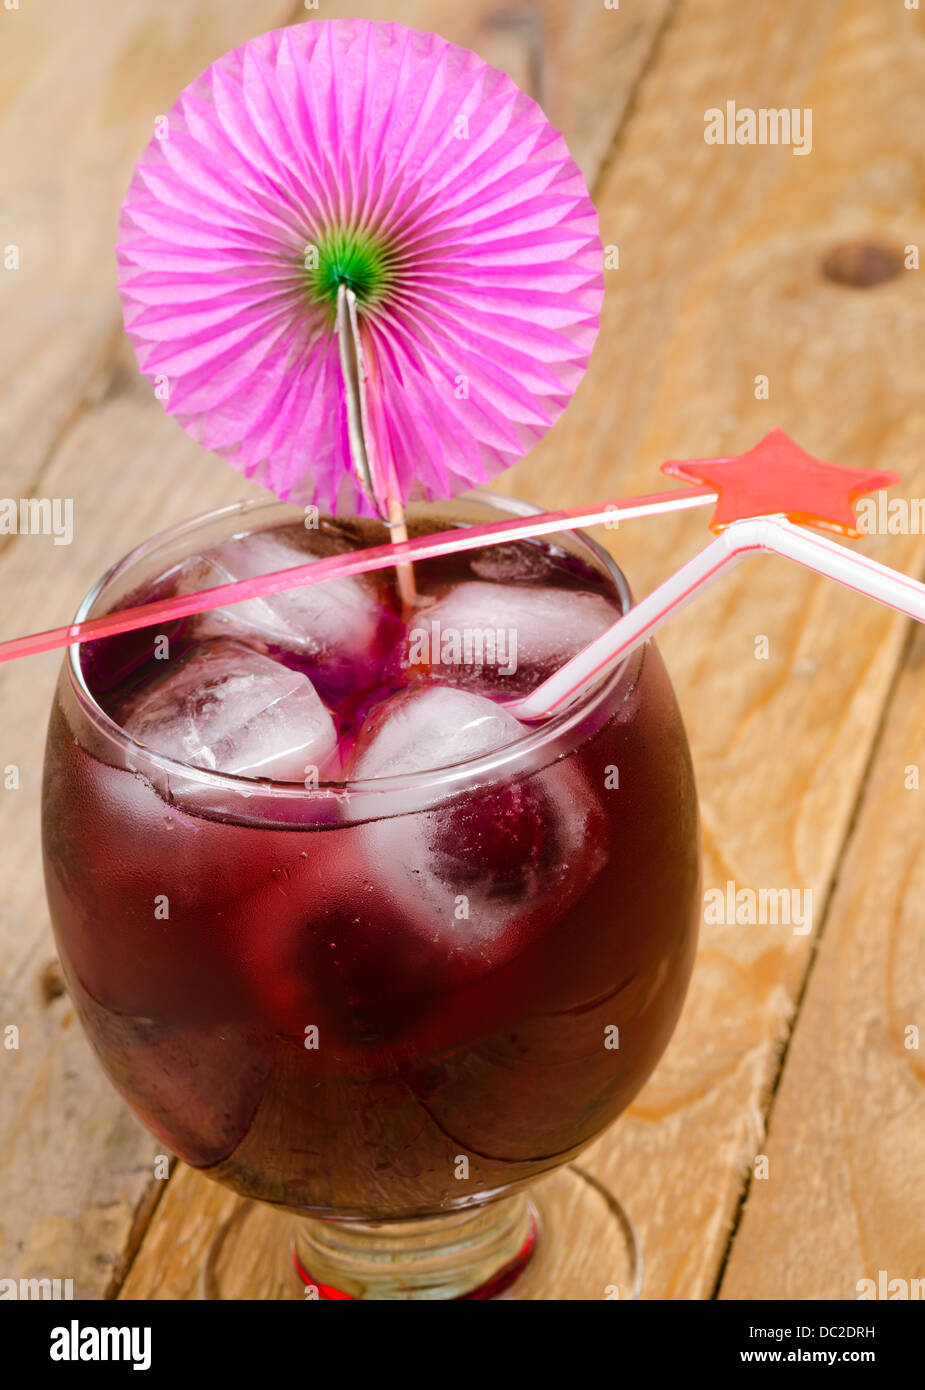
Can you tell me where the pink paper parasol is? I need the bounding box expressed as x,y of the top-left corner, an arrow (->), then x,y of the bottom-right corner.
116,19 -> 603,517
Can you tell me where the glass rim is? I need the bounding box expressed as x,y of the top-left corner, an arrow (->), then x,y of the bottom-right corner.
66,491 -> 636,803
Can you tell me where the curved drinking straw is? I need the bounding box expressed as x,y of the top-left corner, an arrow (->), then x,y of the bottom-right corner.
0,486 -> 717,666
3,464 -> 919,724
506,516 -> 925,723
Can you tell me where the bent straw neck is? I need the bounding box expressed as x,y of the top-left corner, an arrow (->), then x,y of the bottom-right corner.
507,516 -> 925,723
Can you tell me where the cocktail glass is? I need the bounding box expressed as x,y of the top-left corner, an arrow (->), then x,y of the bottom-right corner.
41,493 -> 700,1300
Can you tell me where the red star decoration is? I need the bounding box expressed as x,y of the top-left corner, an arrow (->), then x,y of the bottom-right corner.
661,428 -> 899,538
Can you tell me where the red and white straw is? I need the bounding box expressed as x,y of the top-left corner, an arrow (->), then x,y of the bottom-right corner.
507,515 -> 925,722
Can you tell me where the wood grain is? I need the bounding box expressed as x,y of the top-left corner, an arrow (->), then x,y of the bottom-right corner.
0,0 -> 307,502
497,0 -> 925,1298
719,624 -> 925,1300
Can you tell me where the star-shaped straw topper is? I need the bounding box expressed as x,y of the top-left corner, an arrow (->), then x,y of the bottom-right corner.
661,428 -> 899,538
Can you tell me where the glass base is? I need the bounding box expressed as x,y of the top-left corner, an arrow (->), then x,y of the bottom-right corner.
292,1194 -> 536,1301
287,1167 -> 642,1301
197,1165 -> 641,1300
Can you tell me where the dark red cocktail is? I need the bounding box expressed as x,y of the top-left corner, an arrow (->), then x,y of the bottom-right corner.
42,494 -> 700,1297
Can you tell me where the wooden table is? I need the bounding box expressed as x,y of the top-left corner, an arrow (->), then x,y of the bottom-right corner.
2,0 -> 923,1300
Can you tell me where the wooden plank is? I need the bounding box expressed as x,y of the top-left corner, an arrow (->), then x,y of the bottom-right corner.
0,0 -> 676,1299
495,0 -> 925,1298
719,623 -> 925,1299
0,0 -> 306,501
414,0 -> 678,182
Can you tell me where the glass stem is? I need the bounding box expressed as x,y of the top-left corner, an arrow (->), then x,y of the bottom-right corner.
292,1195 -> 536,1300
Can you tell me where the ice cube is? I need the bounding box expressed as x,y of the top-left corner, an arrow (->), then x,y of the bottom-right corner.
119,639 -> 339,782
352,684 -> 525,780
173,529 -> 394,697
349,686 -> 607,987
400,580 -> 621,694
